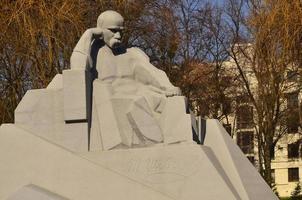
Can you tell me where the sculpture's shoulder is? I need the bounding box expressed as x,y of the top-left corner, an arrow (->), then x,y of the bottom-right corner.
127,47 -> 150,63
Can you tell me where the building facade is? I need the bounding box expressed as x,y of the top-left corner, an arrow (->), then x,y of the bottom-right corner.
220,46 -> 302,197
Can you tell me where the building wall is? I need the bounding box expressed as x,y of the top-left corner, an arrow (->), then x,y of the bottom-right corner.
221,93 -> 302,197
220,48 -> 301,198
271,133 -> 302,197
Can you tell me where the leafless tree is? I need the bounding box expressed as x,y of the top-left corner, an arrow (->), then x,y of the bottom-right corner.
223,0 -> 302,186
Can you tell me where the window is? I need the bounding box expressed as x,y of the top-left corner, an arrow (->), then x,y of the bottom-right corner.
288,168 -> 299,182
271,169 -> 275,183
286,92 -> 299,133
237,131 -> 254,154
288,142 -> 300,159
237,105 -> 254,129
223,123 -> 232,136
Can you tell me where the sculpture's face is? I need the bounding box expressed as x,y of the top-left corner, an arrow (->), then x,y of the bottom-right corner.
103,27 -> 123,49
97,11 -> 124,49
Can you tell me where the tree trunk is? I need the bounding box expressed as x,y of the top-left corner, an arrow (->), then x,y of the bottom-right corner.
263,143 -> 273,186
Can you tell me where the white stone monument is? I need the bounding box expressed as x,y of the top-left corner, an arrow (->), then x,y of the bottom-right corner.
0,10 -> 277,200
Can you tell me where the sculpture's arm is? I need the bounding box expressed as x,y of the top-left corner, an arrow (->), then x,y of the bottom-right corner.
133,48 -> 181,96
70,28 -> 103,70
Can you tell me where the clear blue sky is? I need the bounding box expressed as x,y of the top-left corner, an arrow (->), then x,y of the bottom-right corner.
213,0 -> 226,5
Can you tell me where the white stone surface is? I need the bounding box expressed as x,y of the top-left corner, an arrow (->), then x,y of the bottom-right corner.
89,100 -> 103,151
0,124 -> 171,200
204,119 -> 278,200
111,96 -> 136,146
87,44 -> 189,149
91,81 -> 122,150
80,144 -> 240,200
0,121 -> 277,200
15,89 -> 44,124
7,185 -> 68,200
15,82 -> 88,153
63,69 -> 87,121
127,98 -> 163,142
46,74 -> 63,90
159,97 -> 192,144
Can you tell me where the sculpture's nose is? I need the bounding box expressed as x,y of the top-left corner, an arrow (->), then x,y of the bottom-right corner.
115,32 -> 121,39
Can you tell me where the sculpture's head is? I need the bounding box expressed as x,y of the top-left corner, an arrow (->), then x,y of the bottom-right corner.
97,10 -> 124,49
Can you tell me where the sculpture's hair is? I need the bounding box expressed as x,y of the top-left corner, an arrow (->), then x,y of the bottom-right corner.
97,10 -> 124,29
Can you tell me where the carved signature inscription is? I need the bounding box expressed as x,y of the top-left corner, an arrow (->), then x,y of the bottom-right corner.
125,155 -> 199,184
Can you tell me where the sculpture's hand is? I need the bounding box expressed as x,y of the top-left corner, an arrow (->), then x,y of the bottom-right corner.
88,27 -> 103,39
165,87 -> 181,97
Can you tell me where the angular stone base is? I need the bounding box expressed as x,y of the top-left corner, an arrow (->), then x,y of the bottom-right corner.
80,144 -> 240,199
0,123 -> 277,200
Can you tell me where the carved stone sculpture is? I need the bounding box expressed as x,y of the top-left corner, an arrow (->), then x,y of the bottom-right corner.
0,10 -> 278,200
68,10 -> 192,150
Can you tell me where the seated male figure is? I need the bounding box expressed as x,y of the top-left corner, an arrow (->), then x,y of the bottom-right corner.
70,10 -> 191,150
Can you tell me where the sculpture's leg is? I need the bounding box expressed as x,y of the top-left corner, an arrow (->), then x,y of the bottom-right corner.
111,94 -> 163,146
90,81 -> 122,151
89,99 -> 103,151
135,88 -> 165,114
111,95 -> 138,147
126,97 -> 163,143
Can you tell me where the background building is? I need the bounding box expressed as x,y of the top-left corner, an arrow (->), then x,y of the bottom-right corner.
220,46 -> 302,197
